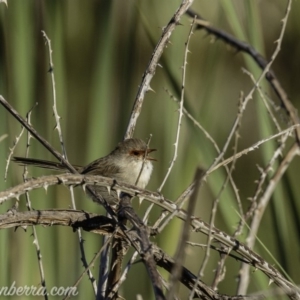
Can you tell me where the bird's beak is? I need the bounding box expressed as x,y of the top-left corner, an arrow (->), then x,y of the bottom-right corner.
146,148 -> 157,161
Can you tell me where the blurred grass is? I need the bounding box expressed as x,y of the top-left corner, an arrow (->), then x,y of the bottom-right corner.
1,0 -> 300,299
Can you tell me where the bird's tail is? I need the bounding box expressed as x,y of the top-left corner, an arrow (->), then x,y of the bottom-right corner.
13,157 -> 81,171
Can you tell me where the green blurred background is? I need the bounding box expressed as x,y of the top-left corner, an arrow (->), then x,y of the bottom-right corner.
0,0 -> 300,299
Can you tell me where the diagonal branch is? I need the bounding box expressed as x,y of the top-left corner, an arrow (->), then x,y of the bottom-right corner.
124,0 -> 194,139
186,3 -> 300,142
0,95 -> 117,219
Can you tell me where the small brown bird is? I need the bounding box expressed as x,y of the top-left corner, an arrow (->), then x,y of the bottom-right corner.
13,138 -> 156,204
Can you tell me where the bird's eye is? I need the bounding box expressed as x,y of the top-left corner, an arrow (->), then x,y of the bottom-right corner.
132,151 -> 139,156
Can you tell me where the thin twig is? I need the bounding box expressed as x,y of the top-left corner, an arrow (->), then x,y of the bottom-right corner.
64,235 -> 113,300
163,88 -> 243,230
154,190 -> 189,234
210,93 -> 245,290
243,68 -> 282,134
185,0 -> 294,192
232,69 -> 290,237
237,142 -> 300,295
158,16 -> 195,192
70,186 -> 98,295
242,128 -> 291,224
171,123 -> 298,213
41,31 -> 67,158
42,31 -> 97,293
148,18 -> 197,234
5,124 -> 25,181
0,96 -> 76,171
23,106 -> 48,300
208,125 -> 299,174
124,0 -> 194,139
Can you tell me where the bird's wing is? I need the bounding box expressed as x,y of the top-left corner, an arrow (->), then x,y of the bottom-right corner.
80,157 -> 121,177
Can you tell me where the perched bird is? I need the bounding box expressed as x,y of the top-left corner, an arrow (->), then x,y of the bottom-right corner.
13,138 -> 156,204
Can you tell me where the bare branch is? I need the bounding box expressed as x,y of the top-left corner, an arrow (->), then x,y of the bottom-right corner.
237,142 -> 300,295
186,2 -> 300,142
124,0 -> 194,139
22,107 -> 48,300
0,209 -> 264,300
158,16 -> 195,193
0,173 -> 299,297
41,31 -> 67,158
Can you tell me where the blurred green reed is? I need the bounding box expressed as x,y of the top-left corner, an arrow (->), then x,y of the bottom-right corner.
0,1 -> 300,299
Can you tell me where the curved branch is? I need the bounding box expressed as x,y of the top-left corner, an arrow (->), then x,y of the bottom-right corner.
0,174 -> 298,297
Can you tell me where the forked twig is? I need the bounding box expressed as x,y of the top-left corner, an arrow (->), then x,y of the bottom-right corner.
124,0 -> 194,139
186,2 -> 300,142
144,16 -> 196,235
237,142 -> 300,295
210,93 -> 245,290
208,125 -> 299,175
